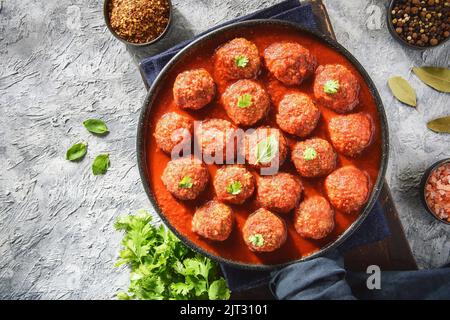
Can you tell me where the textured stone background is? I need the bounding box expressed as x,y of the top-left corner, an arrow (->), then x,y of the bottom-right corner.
0,0 -> 448,299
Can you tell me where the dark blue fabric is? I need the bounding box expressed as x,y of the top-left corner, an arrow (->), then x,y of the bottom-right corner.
270,251 -> 355,300
138,0 -> 391,293
270,250 -> 450,300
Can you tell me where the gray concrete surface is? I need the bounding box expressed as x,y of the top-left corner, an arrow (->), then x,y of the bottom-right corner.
0,0 -> 448,299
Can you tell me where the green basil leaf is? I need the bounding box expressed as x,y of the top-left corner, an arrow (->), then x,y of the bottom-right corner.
388,76 -> 417,107
66,142 -> 87,161
92,153 -> 110,175
235,55 -> 249,68
413,67 -> 450,93
323,79 -> 340,94
83,119 -> 109,135
237,94 -> 252,108
249,234 -> 264,247
226,181 -> 242,195
255,135 -> 279,164
179,176 -> 193,189
427,116 -> 450,134
208,278 -> 231,300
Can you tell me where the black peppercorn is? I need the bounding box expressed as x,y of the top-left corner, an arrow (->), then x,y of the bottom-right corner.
390,0 -> 449,47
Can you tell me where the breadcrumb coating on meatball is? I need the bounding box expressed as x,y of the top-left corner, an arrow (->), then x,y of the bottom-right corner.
173,68 -> 216,110
243,208 -> 287,252
192,200 -> 234,241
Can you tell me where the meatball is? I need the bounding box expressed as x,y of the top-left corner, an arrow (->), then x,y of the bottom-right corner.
154,112 -> 193,154
222,80 -> 270,126
325,166 -> 371,214
263,42 -> 317,85
161,156 -> 209,200
196,118 -> 237,162
214,38 -> 261,81
276,93 -> 320,137
291,138 -> 337,178
192,200 -> 234,241
256,172 -> 303,214
242,208 -> 287,252
294,196 -> 335,240
328,112 -> 374,158
213,165 -> 255,205
313,64 -> 360,113
173,68 -> 216,110
243,127 -> 288,170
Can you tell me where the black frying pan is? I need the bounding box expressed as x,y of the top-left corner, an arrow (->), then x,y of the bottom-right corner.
137,19 -> 389,270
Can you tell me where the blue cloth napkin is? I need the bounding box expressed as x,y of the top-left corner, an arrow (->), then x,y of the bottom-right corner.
270,251 -> 450,300
138,0 -> 391,292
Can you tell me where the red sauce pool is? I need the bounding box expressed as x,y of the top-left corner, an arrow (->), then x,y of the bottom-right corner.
142,24 -> 382,266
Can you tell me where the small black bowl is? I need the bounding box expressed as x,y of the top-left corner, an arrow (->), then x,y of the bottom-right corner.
420,158 -> 450,225
386,0 -> 449,50
103,0 -> 173,47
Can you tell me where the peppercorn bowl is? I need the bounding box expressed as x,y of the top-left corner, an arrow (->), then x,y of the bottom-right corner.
103,0 -> 173,47
387,0 -> 450,50
420,158 -> 450,225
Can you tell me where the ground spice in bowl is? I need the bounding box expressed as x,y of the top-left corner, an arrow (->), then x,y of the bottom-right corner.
388,0 -> 450,48
108,0 -> 171,45
424,161 -> 450,223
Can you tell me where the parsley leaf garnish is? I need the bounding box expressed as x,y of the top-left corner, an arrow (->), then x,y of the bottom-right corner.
179,176 -> 193,189
226,181 -> 242,195
235,55 -> 249,68
237,94 -> 252,108
303,147 -> 317,161
255,135 -> 279,164
323,80 -> 340,94
249,234 -> 264,247
115,210 -> 230,300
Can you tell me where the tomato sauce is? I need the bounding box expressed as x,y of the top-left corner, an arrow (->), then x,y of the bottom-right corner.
142,24 -> 382,265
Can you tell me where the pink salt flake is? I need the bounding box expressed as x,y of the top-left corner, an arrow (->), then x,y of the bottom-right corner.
425,163 -> 450,222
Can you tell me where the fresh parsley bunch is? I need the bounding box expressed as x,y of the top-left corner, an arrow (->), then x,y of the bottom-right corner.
114,210 -> 230,300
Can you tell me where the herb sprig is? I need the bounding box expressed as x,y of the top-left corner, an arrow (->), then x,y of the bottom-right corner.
235,55 -> 249,68
237,94 -> 252,108
179,176 -> 193,189
115,210 -> 231,300
226,181 -> 242,195
323,80 -> 340,94
249,234 -> 264,247
303,147 -> 317,161
255,135 -> 279,164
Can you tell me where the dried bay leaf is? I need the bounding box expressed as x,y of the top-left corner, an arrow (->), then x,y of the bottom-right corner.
388,76 -> 417,107
427,116 -> 450,134
413,67 -> 450,93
